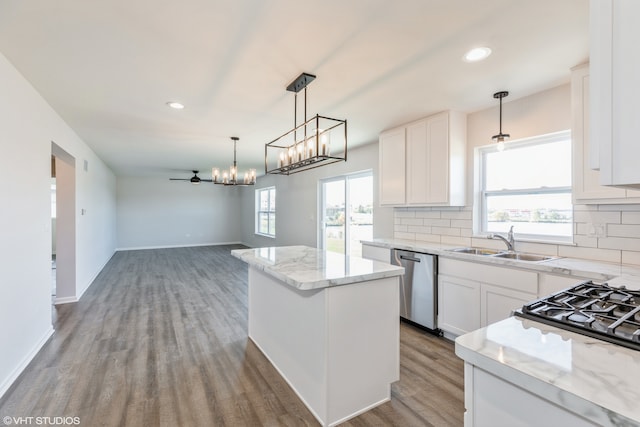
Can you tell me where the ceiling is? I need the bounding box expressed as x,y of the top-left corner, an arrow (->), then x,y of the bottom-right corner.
0,0 -> 589,179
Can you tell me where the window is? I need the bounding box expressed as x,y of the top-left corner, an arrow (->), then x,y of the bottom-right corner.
477,131 -> 572,241
256,187 -> 276,237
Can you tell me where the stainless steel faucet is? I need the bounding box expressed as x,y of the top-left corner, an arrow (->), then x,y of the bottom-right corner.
488,226 -> 515,252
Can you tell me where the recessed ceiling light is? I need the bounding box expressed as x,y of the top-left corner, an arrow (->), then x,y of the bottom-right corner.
463,47 -> 492,63
166,101 -> 185,109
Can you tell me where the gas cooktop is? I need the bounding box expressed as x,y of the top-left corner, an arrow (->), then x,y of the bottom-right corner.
514,281 -> 640,351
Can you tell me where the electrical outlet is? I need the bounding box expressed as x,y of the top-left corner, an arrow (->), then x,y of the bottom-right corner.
587,223 -> 606,238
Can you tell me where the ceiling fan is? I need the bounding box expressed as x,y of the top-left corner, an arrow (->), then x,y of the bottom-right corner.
169,170 -> 212,184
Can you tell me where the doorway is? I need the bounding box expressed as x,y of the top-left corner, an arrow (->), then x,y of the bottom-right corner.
51,142 -> 76,306
319,171 -> 373,257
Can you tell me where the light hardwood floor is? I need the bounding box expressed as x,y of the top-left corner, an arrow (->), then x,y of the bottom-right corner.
0,245 -> 464,426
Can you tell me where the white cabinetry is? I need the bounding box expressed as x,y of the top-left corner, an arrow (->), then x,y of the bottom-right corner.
438,274 -> 480,336
361,243 -> 391,264
571,63 -> 640,203
438,258 -> 537,338
464,364 -> 600,427
379,111 -> 466,207
589,0 -> 640,188
379,127 -> 406,205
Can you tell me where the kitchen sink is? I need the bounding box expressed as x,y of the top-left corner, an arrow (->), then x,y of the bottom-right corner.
449,247 -> 503,256
447,247 -> 558,263
491,252 -> 557,262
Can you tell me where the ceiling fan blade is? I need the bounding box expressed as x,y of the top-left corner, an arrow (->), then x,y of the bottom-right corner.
169,178 -> 190,181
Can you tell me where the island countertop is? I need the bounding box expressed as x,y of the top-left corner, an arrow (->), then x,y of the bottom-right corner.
231,245 -> 404,291
455,316 -> 640,426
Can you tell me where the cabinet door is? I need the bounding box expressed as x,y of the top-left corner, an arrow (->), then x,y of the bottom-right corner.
480,284 -> 536,327
426,113 -> 449,204
406,118 -> 429,204
610,0 -> 640,186
379,127 -> 406,205
572,65 -> 626,202
438,274 -> 480,336
591,0 -> 640,187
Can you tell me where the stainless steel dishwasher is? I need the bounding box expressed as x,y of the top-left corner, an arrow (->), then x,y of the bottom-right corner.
391,249 -> 439,333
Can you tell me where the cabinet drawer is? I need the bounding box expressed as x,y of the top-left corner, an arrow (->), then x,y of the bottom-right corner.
439,258 -> 537,294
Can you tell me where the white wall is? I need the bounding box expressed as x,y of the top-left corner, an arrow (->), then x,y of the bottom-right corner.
0,52 -> 117,397
240,142 -> 394,248
392,84 -> 640,266
116,177 -> 243,249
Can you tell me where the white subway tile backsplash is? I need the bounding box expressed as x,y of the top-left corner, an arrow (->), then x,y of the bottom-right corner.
598,237 -> 640,252
572,235 -> 598,248
573,210 -> 621,224
414,211 -> 442,219
558,246 -> 621,264
441,210 -> 472,220
415,233 -> 441,244
422,218 -> 451,227
440,235 -> 472,246
598,204 -> 640,212
407,225 -> 432,234
394,204 -> 640,266
622,251 -> 640,266
400,218 -> 424,226
451,219 -> 472,229
573,204 -> 599,212
623,212 -> 640,224
607,224 -> 640,239
394,232 -> 415,240
431,226 -> 460,236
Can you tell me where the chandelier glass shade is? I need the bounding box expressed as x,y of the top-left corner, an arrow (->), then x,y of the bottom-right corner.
265,73 -> 347,175
212,137 -> 256,186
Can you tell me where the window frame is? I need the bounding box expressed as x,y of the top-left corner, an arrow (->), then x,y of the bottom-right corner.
476,130 -> 573,243
255,186 -> 276,238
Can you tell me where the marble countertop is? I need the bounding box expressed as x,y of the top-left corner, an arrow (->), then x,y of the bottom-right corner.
231,245 -> 404,291
362,238 -> 640,287
455,316 -> 640,426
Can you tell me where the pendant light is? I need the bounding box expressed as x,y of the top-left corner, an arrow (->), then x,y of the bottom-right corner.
265,72 -> 347,175
212,137 -> 256,186
492,91 -> 510,152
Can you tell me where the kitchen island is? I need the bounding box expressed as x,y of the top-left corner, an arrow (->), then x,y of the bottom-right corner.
455,316 -> 640,427
231,246 -> 404,427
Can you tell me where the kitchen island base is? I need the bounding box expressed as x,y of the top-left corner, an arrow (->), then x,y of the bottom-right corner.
248,266 -> 399,427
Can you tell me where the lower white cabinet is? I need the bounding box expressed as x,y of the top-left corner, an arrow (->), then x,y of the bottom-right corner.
438,275 -> 480,336
464,364 -> 600,427
438,258 -> 536,337
480,284 -> 535,327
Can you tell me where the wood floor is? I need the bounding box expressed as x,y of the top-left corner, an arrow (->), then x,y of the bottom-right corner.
0,245 -> 464,426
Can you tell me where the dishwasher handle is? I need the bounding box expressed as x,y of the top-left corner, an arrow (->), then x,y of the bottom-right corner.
399,255 -> 421,263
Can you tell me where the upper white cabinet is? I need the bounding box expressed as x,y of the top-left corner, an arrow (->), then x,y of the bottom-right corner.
572,63 -> 640,203
589,0 -> 640,188
379,111 -> 466,206
379,127 -> 406,205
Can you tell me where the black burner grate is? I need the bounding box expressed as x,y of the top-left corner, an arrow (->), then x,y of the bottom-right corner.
514,281 -> 640,351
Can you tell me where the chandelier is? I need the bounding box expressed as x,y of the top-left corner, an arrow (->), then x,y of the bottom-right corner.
212,137 -> 256,186
265,73 -> 347,175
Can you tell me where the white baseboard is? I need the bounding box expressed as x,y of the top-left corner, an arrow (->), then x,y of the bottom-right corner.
115,242 -> 243,251
76,250 -> 116,300
0,327 -> 54,399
